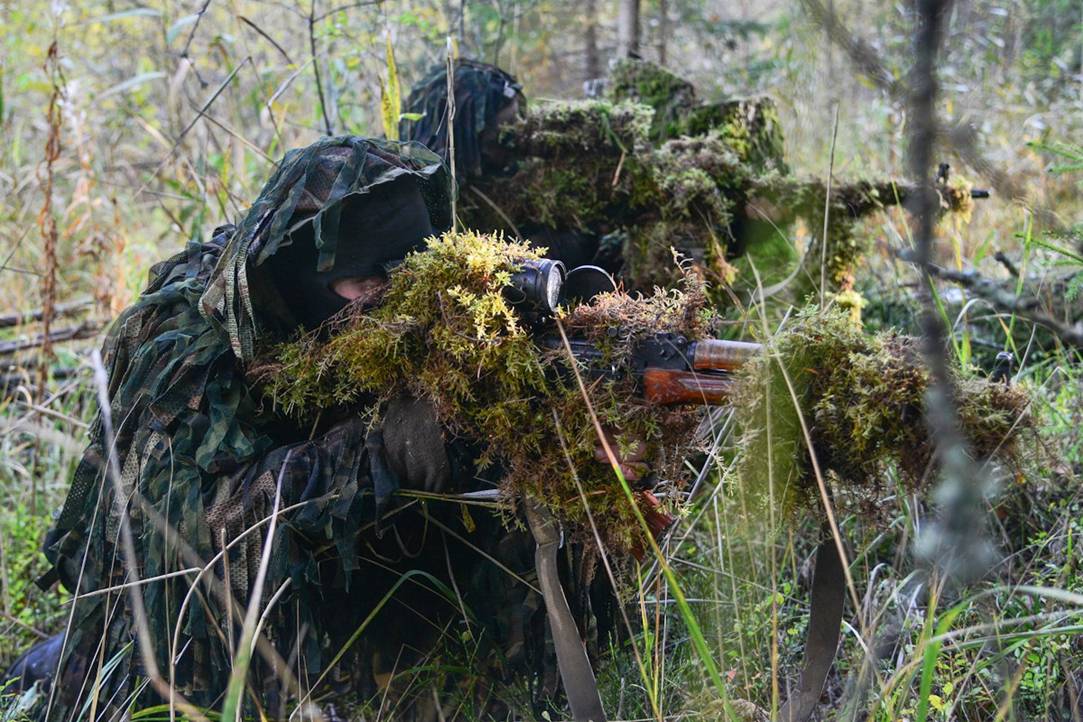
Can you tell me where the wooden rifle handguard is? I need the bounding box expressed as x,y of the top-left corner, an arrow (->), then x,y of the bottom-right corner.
642,368 -> 736,405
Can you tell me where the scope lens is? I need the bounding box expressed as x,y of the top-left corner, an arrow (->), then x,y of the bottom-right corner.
504,259 -> 566,313
544,262 -> 565,312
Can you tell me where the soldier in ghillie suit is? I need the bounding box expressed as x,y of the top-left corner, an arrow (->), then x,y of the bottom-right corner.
399,57 -> 785,290
400,59 -> 606,270
9,135 -> 638,721
5,137 -> 503,719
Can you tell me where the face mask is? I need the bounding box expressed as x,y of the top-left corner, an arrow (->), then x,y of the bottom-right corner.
268,181 -> 435,329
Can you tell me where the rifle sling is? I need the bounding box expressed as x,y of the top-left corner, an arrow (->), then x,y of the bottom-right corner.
525,501 -> 607,722
779,536 -> 846,722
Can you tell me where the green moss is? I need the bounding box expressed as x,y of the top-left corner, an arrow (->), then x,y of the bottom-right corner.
265,231 -> 709,553
731,307 -> 1033,520
606,58 -> 696,141
680,97 -> 788,173
459,156 -> 629,233
499,99 -> 653,158
604,59 -> 787,174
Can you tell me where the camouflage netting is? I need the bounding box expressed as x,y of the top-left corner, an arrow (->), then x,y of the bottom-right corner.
266,231 -> 712,552
731,307 -> 1033,521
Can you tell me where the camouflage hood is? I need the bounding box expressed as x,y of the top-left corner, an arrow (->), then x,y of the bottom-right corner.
400,59 -> 523,179
200,135 -> 451,363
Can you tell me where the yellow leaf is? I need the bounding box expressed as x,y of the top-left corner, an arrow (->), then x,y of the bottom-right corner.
379,76 -> 395,140
460,503 -> 476,533
381,30 -> 400,141
928,693 -> 945,712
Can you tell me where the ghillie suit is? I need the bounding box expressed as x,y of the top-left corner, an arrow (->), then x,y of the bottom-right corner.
267,230 -> 713,719
605,57 -> 788,174
268,231 -> 705,551
400,59 -> 605,270
33,136 -> 546,720
732,306 -> 1032,522
436,58 -> 980,311
400,58 -> 524,183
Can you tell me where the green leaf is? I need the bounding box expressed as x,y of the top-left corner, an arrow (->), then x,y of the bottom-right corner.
167,14 -> 200,44
399,111 -> 424,122
98,71 -> 166,100
91,7 -> 161,23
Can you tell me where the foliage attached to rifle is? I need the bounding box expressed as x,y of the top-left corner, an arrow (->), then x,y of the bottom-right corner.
731,306 -> 1033,521
266,231 -> 713,554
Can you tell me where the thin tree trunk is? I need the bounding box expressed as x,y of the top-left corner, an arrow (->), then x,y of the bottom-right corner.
585,0 -> 600,79
658,0 -> 668,65
617,0 -> 640,58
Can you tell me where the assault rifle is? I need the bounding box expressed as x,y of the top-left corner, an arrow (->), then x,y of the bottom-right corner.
505,258 -> 850,722
538,332 -> 759,405
504,258 -> 761,405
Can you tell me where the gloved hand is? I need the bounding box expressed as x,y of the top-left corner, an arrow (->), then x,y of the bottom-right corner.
593,426 -> 650,483
378,395 -> 451,493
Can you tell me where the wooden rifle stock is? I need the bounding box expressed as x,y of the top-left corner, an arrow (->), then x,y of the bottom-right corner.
642,368 -> 737,405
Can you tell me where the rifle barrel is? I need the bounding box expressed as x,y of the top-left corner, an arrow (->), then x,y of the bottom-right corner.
690,339 -> 762,371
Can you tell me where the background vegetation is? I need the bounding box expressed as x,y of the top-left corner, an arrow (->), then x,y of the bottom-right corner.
1,0 -> 1081,719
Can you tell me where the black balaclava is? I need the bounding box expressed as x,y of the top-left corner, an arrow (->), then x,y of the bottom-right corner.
269,178 -> 435,329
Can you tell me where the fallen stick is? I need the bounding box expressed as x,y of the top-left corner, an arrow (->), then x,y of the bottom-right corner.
0,367 -> 81,395
897,248 -> 1083,348
0,299 -> 93,329
0,322 -> 103,356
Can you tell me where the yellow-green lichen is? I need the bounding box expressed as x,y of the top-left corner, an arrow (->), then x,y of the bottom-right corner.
731,307 -> 1032,521
266,231 -> 710,553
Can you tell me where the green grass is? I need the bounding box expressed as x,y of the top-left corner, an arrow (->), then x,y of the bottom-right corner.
1,1 -> 1082,718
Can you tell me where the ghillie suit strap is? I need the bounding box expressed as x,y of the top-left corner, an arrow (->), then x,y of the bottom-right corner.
525,501 -> 607,722
780,534 -> 846,722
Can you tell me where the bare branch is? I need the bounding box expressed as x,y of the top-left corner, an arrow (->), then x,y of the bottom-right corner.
898,249 -> 1083,348
180,0 -> 213,62
309,0 -> 334,136
313,0 -> 384,23
0,299 -> 92,329
237,15 -> 294,64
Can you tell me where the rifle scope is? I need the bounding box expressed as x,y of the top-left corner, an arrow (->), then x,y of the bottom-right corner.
505,259 -> 566,314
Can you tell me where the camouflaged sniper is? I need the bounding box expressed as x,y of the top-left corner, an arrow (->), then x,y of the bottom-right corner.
400,58 -> 524,180
38,136 -> 452,716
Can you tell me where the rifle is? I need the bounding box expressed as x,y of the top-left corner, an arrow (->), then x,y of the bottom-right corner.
539,332 -> 760,405
506,259 -> 853,722
504,258 -> 762,406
